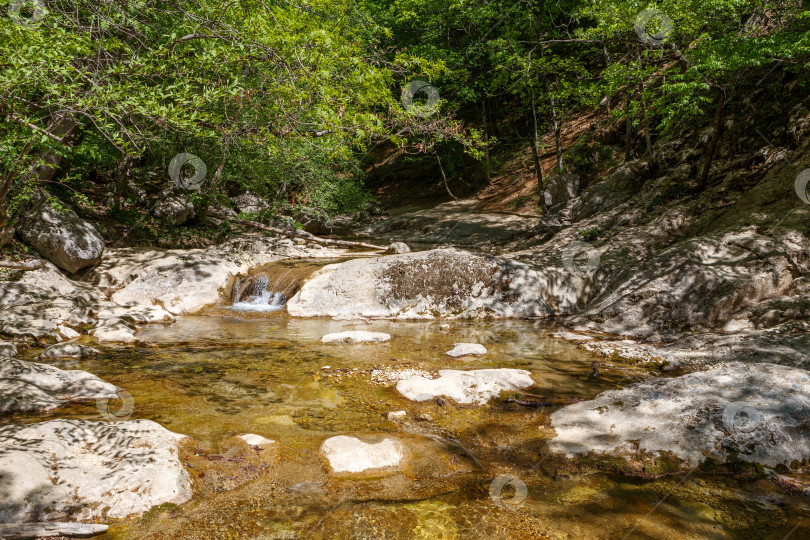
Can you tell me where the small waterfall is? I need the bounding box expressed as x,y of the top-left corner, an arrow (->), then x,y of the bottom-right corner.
228,261 -> 325,313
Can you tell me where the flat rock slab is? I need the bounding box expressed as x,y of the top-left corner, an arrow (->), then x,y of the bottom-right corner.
445,343 -> 487,357
321,435 -> 404,473
237,433 -> 276,449
550,362 -> 810,468
0,419 -> 192,522
40,342 -> 100,360
396,368 -> 534,405
0,358 -> 119,412
321,331 -> 391,344
0,522 -> 108,538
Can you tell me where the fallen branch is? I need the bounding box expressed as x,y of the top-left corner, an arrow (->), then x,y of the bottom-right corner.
0,259 -> 44,271
0,522 -> 108,538
209,211 -> 386,251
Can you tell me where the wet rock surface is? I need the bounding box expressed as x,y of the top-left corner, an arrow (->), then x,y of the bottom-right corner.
320,331 -> 391,344
550,362 -> 810,468
40,342 -> 100,360
321,435 -> 404,473
0,419 -> 192,522
445,343 -> 487,357
396,368 -> 535,405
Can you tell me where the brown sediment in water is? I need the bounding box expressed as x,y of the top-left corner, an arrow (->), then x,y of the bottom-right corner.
8,312 -> 810,539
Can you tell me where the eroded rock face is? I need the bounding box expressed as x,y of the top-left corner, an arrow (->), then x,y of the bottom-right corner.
0,341 -> 16,358
396,368 -> 534,405
321,435 -> 404,473
549,362 -> 810,468
0,357 -> 119,412
287,248 -> 570,319
321,331 -> 391,344
17,197 -> 104,273
0,419 -> 192,522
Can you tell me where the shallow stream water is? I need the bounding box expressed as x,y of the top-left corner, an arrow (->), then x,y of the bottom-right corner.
6,265 -> 810,539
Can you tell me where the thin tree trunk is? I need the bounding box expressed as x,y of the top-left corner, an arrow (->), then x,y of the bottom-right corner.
639,82 -> 655,166
530,90 -> 547,214
550,95 -> 563,171
698,89 -> 726,188
436,154 -> 457,200
482,99 -> 491,184
625,96 -> 633,162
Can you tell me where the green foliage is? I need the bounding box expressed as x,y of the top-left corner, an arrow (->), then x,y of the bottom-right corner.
579,226 -> 601,241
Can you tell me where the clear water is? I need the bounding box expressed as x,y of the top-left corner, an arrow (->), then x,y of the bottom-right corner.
8,311 -> 809,539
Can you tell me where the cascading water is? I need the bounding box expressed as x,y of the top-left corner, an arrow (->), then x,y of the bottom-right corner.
228,260 -> 328,313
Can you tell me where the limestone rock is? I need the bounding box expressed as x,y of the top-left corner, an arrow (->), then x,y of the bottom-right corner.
0,419 -> 192,522
396,368 -> 534,405
321,435 -> 404,473
287,248 -> 561,320
153,195 -> 195,226
550,362 -> 810,468
17,197 -> 104,273
321,331 -> 391,344
0,357 -> 119,412
445,343 -> 487,357
0,341 -> 16,358
236,433 -> 276,449
385,242 -> 411,254
40,342 -> 100,360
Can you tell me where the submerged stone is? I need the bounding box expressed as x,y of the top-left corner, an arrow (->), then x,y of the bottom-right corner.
321,331 -> 391,344
321,435 -> 404,473
396,368 -> 534,405
445,343 -> 487,357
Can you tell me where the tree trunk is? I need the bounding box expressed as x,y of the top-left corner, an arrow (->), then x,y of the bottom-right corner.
530,90 -> 547,214
639,82 -> 655,166
625,96 -> 633,162
436,154 -> 458,200
698,89 -> 726,188
550,95 -> 563,171
482,99 -> 491,184
34,114 -> 79,184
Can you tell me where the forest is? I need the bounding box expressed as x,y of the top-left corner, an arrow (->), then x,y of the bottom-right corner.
1,1 -> 810,539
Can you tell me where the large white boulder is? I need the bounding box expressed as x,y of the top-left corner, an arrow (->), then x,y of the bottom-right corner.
550,362 -> 810,468
17,197 -> 104,273
287,248 -> 572,320
0,419 -> 192,522
396,368 -> 534,405
0,358 -> 119,412
320,435 -> 404,473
